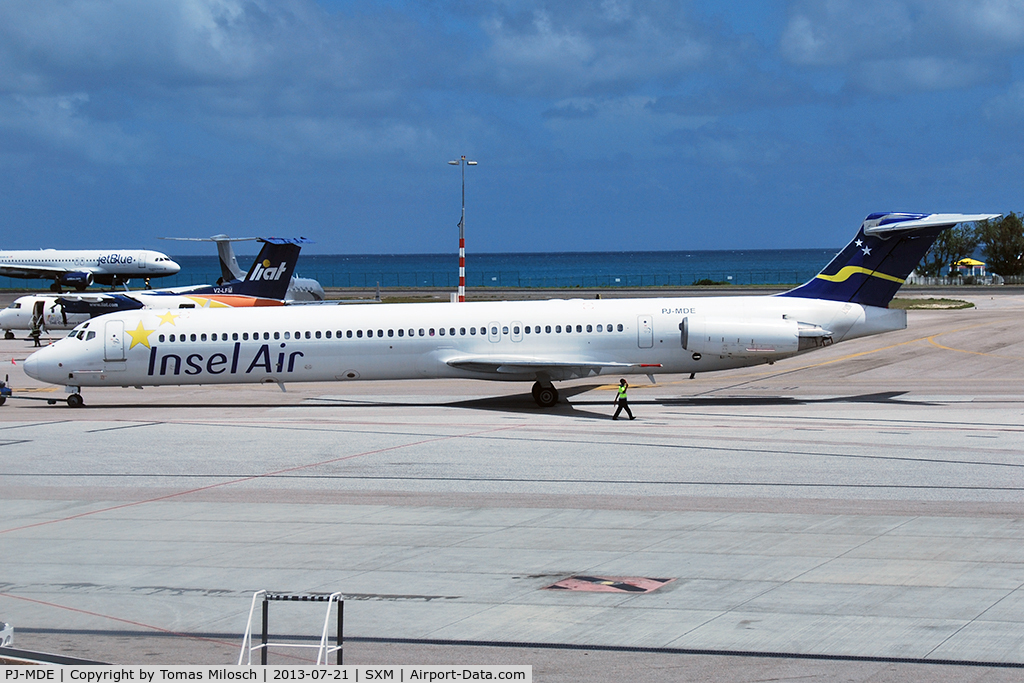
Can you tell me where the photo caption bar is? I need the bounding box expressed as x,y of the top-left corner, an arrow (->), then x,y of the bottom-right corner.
0,666 -> 531,683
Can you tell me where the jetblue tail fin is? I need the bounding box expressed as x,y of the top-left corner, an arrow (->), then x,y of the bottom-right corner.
779,213 -> 999,308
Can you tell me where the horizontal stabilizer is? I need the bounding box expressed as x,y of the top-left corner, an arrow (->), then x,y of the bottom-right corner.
862,213 -> 1000,236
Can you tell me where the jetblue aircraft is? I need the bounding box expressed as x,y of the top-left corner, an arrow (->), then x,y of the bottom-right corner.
0,248 -> 180,291
0,238 -> 305,338
19,213 -> 996,409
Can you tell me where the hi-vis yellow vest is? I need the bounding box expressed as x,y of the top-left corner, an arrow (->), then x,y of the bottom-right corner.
617,385 -> 628,400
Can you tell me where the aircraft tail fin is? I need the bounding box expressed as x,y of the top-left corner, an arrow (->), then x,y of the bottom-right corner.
232,238 -> 310,299
779,213 -> 999,308
159,235 -> 254,281
212,235 -> 246,281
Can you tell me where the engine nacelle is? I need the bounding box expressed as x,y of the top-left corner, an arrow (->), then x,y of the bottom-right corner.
58,271 -> 94,290
681,316 -> 801,359
57,294 -> 145,317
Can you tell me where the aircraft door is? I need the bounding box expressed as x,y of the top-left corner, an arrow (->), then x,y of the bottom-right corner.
637,315 -> 653,348
31,299 -> 44,332
104,320 -> 126,361
511,321 -> 523,342
137,251 -> 147,269
488,321 -> 501,343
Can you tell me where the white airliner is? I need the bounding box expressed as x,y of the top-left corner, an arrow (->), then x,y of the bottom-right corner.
0,238 -> 308,338
18,213 -> 996,409
0,248 -> 180,291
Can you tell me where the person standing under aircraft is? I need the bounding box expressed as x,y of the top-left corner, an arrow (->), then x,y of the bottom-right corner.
612,378 -> 634,420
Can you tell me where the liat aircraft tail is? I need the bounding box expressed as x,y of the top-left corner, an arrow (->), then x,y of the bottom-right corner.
226,237 -> 310,299
779,212 -> 1000,308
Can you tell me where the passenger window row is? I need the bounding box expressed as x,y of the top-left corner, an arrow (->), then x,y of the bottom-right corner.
139,323 -> 628,344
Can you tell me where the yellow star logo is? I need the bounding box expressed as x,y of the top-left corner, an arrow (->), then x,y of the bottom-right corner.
156,311 -> 179,326
126,321 -> 155,350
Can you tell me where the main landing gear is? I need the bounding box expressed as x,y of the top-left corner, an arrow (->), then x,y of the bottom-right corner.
531,381 -> 559,408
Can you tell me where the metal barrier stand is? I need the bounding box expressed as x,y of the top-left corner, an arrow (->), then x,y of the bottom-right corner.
239,590 -> 344,665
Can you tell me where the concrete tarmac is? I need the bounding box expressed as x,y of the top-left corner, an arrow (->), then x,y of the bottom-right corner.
1,290 -> 1024,681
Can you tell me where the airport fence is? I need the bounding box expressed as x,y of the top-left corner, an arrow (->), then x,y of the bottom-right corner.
0,269 -> 809,291
11,270 -> 1024,292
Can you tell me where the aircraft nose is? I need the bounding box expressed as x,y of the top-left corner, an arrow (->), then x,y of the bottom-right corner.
23,352 -> 39,380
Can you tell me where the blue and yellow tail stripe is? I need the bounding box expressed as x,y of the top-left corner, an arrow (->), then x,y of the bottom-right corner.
814,266 -> 905,285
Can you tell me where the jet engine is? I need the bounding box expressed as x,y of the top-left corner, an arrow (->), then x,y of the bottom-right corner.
57,272 -> 94,291
680,316 -> 832,360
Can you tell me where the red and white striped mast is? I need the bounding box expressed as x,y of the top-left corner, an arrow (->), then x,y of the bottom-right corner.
448,155 -> 476,302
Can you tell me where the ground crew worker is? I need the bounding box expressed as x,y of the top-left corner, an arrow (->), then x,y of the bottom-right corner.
612,378 -> 635,420
29,313 -> 42,347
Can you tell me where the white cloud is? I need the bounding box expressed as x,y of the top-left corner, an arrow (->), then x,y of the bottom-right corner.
983,80 -> 1024,122
482,2 -> 711,96
780,1 -> 1024,93
541,96 -> 713,158
0,0 -> 448,163
0,93 -> 147,165
852,57 -> 997,93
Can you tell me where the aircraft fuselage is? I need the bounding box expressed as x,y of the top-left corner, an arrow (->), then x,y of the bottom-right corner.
23,295 -> 905,389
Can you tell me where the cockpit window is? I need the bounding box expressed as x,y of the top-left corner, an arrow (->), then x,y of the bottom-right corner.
86,331 -> 96,341
7,303 -> 19,309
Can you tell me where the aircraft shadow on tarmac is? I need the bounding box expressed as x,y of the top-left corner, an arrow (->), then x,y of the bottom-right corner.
450,389 -> 939,416
651,391 -> 939,407
20,389 -> 935,413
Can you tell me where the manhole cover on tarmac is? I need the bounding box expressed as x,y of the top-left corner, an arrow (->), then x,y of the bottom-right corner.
544,576 -> 676,593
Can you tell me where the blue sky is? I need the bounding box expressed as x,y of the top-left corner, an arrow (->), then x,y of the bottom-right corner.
1,0 -> 1023,254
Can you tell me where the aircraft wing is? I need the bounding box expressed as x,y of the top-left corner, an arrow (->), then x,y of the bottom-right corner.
445,355 -> 660,379
0,264 -> 94,279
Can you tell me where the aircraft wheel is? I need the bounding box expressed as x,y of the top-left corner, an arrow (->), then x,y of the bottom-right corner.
50,283 -> 62,293
66,394 -> 84,408
0,396 -> 6,406
3,331 -> 13,340
532,383 -> 559,408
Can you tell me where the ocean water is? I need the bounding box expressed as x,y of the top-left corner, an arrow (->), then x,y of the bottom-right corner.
160,249 -> 839,289
0,249 -> 840,290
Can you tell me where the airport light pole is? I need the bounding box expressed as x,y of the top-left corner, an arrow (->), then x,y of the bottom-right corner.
448,155 -> 477,302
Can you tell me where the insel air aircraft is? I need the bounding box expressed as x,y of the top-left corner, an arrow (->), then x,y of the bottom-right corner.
0,248 -> 180,291
0,238 -> 305,338
19,212 -> 995,409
